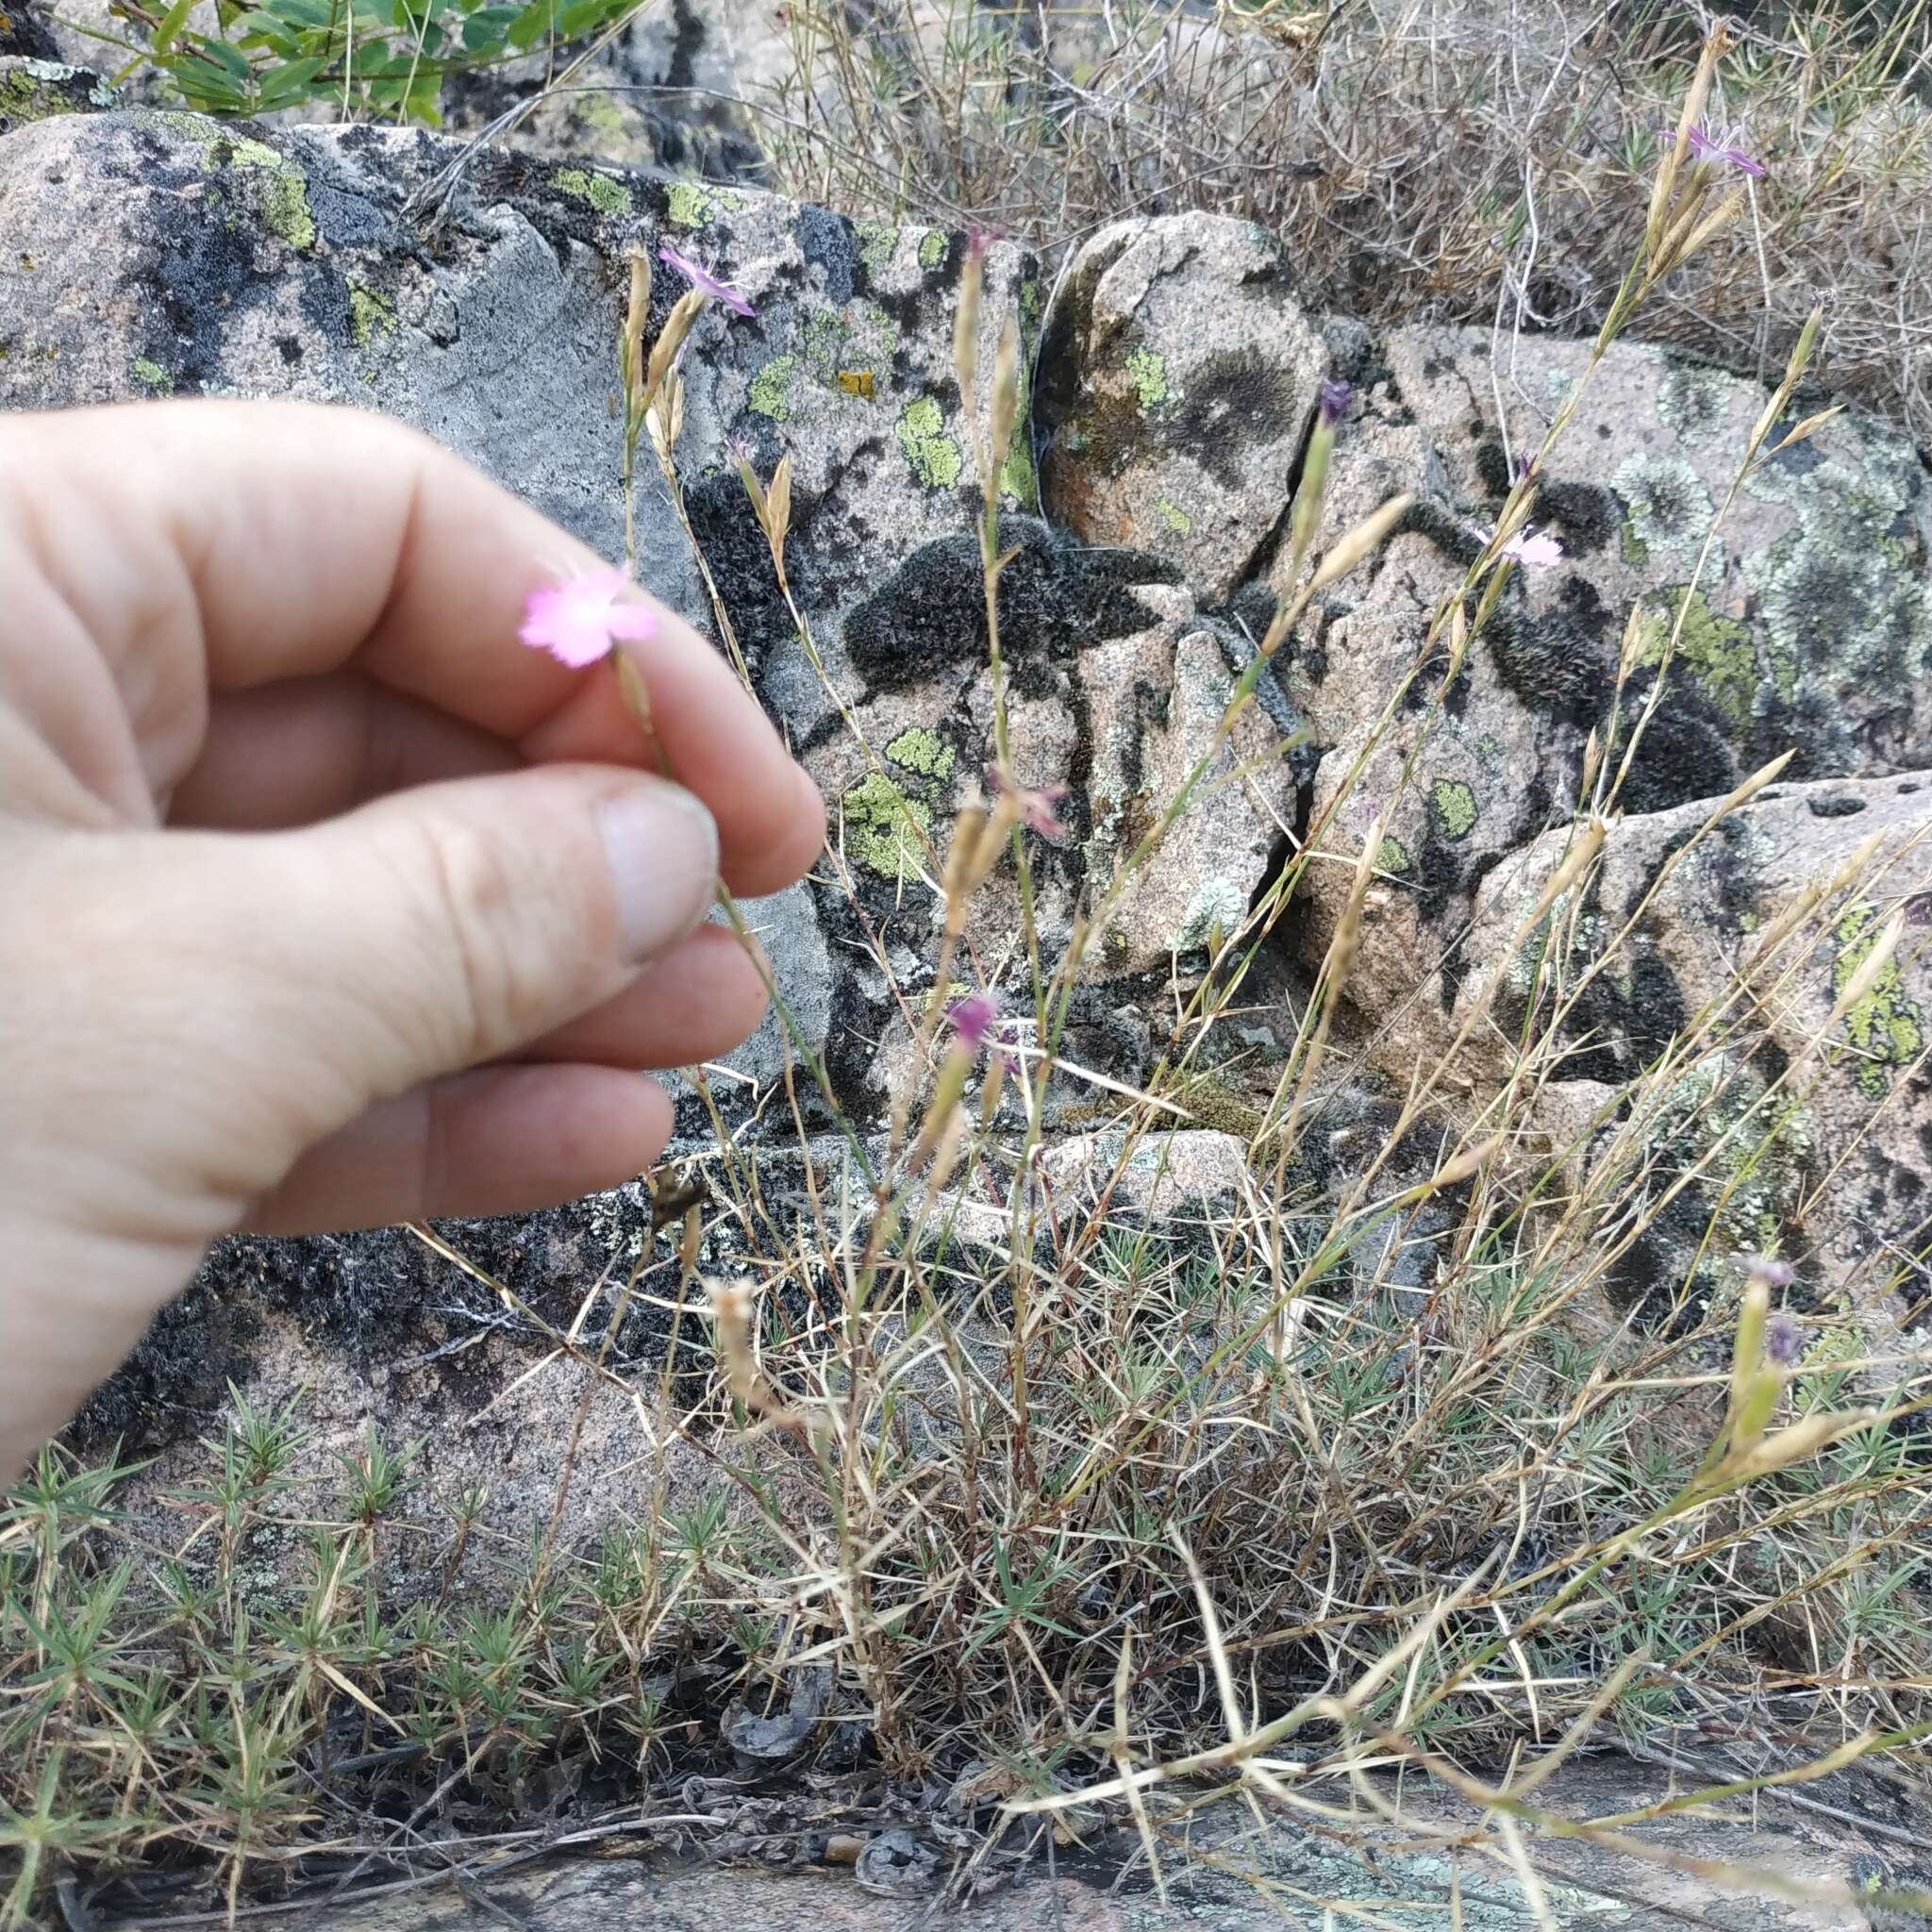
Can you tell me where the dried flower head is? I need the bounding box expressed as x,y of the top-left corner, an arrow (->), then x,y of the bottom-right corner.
518,566 -> 656,668
1743,1254 -> 1797,1288
657,243 -> 756,319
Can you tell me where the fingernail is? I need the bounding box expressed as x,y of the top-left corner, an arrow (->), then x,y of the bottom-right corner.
598,782 -> 719,963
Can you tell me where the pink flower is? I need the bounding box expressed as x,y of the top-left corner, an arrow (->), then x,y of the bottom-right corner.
986,765 -> 1069,841
518,567 -> 656,668
658,243 -> 756,319
1500,525 -> 1564,569
1661,124 -> 1765,179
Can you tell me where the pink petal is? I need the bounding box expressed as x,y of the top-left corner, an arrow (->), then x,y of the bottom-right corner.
605,602 -> 657,642
1502,526 -> 1564,568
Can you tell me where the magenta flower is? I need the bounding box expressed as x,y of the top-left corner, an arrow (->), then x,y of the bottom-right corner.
518,567 -> 656,668
1764,1310 -> 1804,1368
1662,124 -> 1765,179
950,989 -> 1018,1075
986,765 -> 1069,841
950,990 -> 998,1055
1317,377 -> 1352,426
658,243 -> 756,319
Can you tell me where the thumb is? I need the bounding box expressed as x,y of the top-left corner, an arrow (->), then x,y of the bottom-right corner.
96,766 -> 719,1215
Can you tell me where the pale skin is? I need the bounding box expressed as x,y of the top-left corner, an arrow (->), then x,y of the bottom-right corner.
0,401 -> 825,1473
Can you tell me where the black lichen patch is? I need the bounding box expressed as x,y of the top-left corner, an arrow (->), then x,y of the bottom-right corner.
1808,793 -> 1869,818
1484,577 -> 1613,728
791,202 -> 858,307
75,1203 -> 663,1452
1160,347 -> 1301,492
684,465 -> 872,678
1537,478 -> 1621,556
843,518 -> 1181,699
1616,695 -> 1740,814
125,185 -> 332,395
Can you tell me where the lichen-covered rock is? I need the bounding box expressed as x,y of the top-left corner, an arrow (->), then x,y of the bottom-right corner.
1386,325 -> 1932,785
1079,593 -> 1308,976
1038,213 -> 1329,604
1452,773 -> 1932,1319
446,0 -> 792,181
0,53 -> 113,129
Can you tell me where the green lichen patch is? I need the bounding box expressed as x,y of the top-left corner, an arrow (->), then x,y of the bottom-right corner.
665,180 -> 714,227
858,301 -> 901,364
1155,496 -> 1191,535
885,726 -> 955,781
918,229 -> 947,270
347,282 -> 396,350
1612,453 -> 1712,561
142,115 -> 316,249
1833,902 -> 1925,1098
1375,835 -> 1409,874
856,219 -> 897,277
842,770 -> 932,880
801,307 -> 847,380
569,91 -> 628,141
1125,345 -> 1168,413
1429,779 -> 1478,840
0,60 -> 113,127
747,355 -> 799,422
129,356 -> 172,392
1642,587 -> 1759,729
894,395 -> 963,491
553,167 -> 629,216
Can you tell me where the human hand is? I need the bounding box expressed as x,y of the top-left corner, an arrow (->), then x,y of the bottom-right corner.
0,401 -> 824,1471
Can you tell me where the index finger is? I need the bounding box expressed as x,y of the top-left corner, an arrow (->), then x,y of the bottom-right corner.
1,399 -> 824,891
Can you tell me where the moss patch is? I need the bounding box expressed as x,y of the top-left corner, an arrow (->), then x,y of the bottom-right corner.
894,395 -> 963,491
553,167 -> 629,216
747,355 -> 799,422
1833,902 -> 1925,1098
1429,779 -> 1478,840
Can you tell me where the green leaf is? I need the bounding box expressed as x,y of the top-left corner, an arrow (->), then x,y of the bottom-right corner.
150,0 -> 200,55
255,54 -> 330,105
459,5 -> 517,49
504,0 -> 556,51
